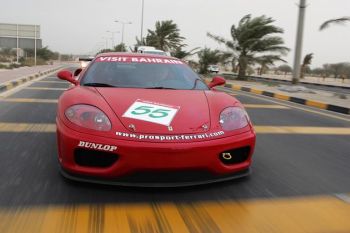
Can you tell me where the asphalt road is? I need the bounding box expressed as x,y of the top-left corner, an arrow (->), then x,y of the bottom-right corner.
0,69 -> 350,208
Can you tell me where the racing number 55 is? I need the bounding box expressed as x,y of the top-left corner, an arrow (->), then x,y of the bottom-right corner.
131,106 -> 170,118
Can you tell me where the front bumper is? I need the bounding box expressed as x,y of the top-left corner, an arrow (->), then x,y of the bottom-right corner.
57,118 -> 256,186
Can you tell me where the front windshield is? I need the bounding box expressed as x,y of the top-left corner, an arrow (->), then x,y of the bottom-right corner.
81,56 -> 208,90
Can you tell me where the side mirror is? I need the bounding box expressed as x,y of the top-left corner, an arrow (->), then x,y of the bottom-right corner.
74,68 -> 82,77
208,76 -> 226,88
57,70 -> 78,85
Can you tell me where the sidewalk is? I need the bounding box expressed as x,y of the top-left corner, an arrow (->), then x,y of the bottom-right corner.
228,80 -> 349,108
0,64 -> 63,85
222,72 -> 350,89
259,74 -> 350,88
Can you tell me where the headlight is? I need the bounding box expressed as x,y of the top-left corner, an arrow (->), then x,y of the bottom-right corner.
65,105 -> 112,131
219,107 -> 249,131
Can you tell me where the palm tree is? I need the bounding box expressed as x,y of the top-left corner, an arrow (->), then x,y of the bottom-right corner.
208,14 -> 289,79
144,20 -> 185,52
320,17 -> 350,30
300,53 -> 313,79
135,36 -> 153,47
197,48 -> 224,74
172,46 -> 200,60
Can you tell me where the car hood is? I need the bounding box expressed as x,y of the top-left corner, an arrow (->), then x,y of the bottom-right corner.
97,88 -> 211,134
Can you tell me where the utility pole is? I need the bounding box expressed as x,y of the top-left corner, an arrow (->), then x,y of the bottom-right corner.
292,0 -> 307,84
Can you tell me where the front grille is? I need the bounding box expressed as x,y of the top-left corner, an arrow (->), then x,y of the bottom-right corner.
74,149 -> 119,168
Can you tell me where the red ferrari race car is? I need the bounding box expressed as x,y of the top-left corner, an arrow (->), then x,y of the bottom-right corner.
56,53 -> 256,186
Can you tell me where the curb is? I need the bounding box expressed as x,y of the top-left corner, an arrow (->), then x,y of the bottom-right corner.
205,78 -> 350,115
0,67 -> 63,94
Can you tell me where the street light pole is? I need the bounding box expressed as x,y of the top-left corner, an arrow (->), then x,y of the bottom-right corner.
292,0 -> 307,84
114,20 -> 132,45
121,23 -> 125,44
106,31 -> 120,48
141,0 -> 145,41
102,37 -> 109,50
16,24 -> 19,63
34,25 -> 37,66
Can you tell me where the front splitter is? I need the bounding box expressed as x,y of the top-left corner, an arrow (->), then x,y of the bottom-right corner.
60,167 -> 251,188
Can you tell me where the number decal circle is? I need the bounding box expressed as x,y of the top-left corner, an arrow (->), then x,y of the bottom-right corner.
123,100 -> 179,126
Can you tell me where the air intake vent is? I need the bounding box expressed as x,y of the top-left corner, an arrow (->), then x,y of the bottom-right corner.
74,149 -> 118,168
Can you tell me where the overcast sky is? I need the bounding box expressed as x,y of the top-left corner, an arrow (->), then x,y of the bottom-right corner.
1,0 -> 349,67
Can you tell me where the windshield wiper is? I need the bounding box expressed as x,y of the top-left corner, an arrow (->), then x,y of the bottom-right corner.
145,86 -> 176,90
191,78 -> 203,90
83,83 -> 116,87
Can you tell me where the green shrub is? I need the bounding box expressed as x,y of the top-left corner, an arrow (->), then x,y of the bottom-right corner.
0,57 -> 10,62
22,58 -> 47,66
0,63 -> 8,69
8,63 -> 21,69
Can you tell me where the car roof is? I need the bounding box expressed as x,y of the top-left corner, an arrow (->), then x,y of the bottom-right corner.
95,52 -> 176,60
146,49 -> 165,52
137,46 -> 156,50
